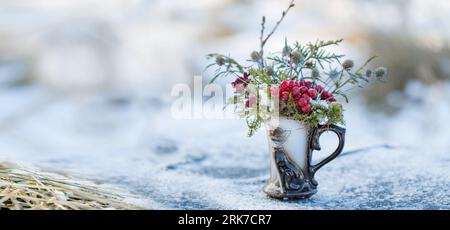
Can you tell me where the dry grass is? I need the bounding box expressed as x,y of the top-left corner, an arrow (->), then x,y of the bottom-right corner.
0,162 -> 141,210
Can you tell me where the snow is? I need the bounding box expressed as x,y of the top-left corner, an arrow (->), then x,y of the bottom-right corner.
0,81 -> 449,210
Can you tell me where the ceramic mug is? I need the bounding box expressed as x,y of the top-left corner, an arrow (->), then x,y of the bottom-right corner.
264,118 -> 345,200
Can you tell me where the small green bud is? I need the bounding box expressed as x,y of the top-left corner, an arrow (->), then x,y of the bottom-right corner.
342,59 -> 354,70
250,51 -> 261,62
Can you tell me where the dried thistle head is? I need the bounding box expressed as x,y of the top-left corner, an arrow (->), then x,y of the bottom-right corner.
250,51 -> 261,62
366,69 -> 373,78
304,60 -> 314,68
342,59 -> 355,70
289,51 -> 304,65
265,65 -> 275,76
375,67 -> 387,78
215,56 -> 226,66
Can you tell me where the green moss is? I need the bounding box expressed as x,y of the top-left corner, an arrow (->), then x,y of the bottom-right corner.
280,96 -> 345,131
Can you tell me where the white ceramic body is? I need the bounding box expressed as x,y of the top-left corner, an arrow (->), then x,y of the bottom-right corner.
266,118 -> 309,170
264,118 -> 345,200
266,118 -> 310,185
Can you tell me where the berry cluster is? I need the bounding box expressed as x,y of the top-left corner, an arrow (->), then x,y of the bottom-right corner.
231,72 -> 337,114
272,80 -> 336,114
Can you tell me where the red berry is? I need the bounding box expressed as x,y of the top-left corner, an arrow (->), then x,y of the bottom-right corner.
297,97 -> 309,107
235,83 -> 246,93
305,81 -> 313,88
328,97 -> 337,102
288,81 -> 295,89
270,86 -> 279,96
292,87 -> 301,98
280,92 -> 290,101
300,86 -> 308,94
315,85 -> 324,93
249,95 -> 257,106
308,89 -> 318,98
301,104 -> 312,113
321,91 -> 331,100
302,95 -> 311,102
280,81 -> 290,92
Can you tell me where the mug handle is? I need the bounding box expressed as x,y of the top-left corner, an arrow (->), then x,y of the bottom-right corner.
309,125 -> 346,176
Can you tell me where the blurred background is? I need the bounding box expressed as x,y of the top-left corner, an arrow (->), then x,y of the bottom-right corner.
1,0 -> 450,209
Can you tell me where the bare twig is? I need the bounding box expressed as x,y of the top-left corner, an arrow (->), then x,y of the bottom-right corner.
263,0 -> 295,46
258,0 -> 296,69
355,56 -> 377,74
259,16 -> 266,68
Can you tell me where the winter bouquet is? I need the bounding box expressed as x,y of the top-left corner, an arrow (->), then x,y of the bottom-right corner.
205,0 -> 386,137
204,0 -> 387,200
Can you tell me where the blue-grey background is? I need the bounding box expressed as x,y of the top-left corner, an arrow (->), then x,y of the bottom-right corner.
0,0 -> 450,209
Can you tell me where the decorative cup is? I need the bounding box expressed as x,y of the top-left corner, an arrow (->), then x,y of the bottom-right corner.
264,118 -> 345,200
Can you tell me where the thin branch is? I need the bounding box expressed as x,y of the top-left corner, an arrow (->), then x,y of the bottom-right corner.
262,0 -> 295,48
259,16 -> 266,68
258,0 -> 295,69
355,55 -> 377,74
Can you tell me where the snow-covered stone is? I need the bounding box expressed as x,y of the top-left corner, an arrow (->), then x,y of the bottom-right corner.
0,82 -> 449,210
